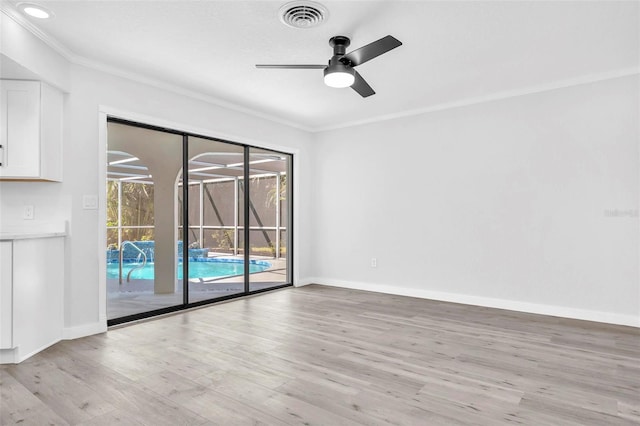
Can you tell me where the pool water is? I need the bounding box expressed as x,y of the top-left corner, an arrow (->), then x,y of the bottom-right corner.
107,259 -> 271,280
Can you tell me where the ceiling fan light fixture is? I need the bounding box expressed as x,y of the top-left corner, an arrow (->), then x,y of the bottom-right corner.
323,65 -> 355,88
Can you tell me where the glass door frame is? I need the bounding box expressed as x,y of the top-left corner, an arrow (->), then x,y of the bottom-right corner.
106,117 -> 293,326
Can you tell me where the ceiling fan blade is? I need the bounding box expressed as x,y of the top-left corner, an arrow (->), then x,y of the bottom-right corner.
342,35 -> 402,67
351,70 -> 375,98
255,64 -> 326,69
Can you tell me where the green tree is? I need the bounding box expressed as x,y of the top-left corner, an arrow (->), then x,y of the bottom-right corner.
106,181 -> 155,245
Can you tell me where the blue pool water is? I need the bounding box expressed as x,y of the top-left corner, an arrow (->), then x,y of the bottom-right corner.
107,259 -> 271,280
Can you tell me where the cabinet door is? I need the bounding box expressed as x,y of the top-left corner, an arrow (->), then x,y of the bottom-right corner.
0,241 -> 12,349
0,80 -> 41,178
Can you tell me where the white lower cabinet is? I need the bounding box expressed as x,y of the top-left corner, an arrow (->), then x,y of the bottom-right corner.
0,236 -> 64,363
0,241 -> 13,349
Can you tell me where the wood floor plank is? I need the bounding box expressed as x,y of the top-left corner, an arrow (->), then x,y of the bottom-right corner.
257,391 -> 360,425
0,369 -> 70,426
2,285 -> 638,425
74,409 -> 146,426
5,361 -> 116,424
169,386 -> 290,426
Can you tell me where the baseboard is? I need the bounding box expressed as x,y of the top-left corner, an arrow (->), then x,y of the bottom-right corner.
309,277 -> 640,328
0,348 -> 18,364
62,320 -> 108,340
1,322 -> 106,364
295,277 -> 315,287
0,339 -> 61,364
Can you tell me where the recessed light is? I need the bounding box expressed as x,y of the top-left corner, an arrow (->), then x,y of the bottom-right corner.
18,3 -> 54,19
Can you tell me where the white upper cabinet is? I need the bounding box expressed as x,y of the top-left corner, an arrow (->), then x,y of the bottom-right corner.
0,80 -> 63,181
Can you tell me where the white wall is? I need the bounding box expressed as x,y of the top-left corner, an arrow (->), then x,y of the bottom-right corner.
311,75 -> 639,326
65,65 -> 313,331
1,13 -> 314,335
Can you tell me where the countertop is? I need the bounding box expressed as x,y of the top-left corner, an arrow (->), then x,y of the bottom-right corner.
0,222 -> 67,240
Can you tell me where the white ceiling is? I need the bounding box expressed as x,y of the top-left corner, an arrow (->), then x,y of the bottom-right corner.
6,1 -> 639,131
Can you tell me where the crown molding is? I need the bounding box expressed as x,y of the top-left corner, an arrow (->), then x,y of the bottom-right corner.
0,4 -> 76,61
0,4 -> 312,132
311,66 -> 640,133
71,55 -> 312,132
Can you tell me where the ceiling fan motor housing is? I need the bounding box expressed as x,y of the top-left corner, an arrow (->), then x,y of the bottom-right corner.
329,35 -> 351,58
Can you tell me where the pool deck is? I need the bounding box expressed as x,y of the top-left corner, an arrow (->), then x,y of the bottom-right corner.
107,255 -> 288,320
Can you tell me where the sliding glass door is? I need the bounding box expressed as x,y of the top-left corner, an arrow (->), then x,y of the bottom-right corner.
106,122 -> 183,320
247,147 -> 291,291
106,119 -> 293,324
183,136 -> 246,304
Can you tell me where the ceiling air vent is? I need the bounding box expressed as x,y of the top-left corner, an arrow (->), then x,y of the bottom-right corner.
279,1 -> 328,29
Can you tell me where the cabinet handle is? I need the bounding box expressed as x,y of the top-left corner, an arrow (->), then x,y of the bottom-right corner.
0,144 -> 3,167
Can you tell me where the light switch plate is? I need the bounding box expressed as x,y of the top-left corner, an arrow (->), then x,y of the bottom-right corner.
82,195 -> 98,210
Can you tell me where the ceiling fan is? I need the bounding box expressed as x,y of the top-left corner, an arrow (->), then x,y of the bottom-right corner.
256,35 -> 402,98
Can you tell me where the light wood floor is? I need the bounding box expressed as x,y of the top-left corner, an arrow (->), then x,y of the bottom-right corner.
2,285 -> 639,425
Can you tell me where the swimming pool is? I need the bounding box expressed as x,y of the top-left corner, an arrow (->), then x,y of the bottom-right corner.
106,258 -> 271,280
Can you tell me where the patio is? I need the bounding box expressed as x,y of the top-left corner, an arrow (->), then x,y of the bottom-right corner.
107,255 -> 288,319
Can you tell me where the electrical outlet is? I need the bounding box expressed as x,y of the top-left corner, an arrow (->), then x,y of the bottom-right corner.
23,205 -> 34,220
371,257 -> 377,268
